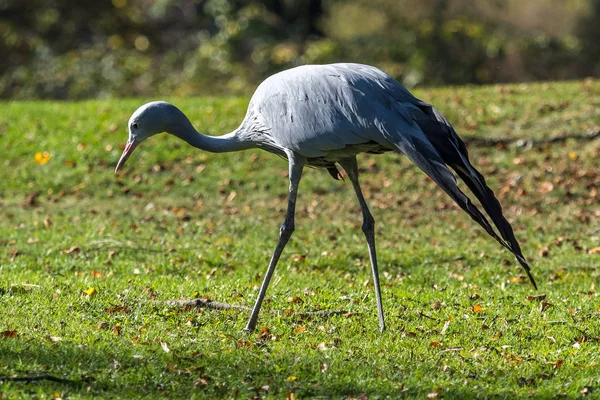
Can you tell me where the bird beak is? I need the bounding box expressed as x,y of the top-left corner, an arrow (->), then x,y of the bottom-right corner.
115,138 -> 139,173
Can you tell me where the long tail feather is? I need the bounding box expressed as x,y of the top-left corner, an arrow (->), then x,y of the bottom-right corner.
385,102 -> 537,289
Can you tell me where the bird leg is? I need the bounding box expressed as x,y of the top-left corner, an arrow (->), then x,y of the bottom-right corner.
340,158 -> 385,332
244,151 -> 305,332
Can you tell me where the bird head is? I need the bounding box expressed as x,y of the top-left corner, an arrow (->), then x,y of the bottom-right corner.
115,101 -> 184,173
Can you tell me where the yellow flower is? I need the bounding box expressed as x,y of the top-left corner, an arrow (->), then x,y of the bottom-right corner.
34,151 -> 51,165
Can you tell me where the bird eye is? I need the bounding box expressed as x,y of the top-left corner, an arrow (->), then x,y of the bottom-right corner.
132,123 -> 138,129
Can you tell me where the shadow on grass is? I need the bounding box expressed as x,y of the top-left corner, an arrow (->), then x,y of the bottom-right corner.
0,337 -> 529,398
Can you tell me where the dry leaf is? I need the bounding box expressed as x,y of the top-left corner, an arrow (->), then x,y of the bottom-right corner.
431,301 -> 441,310
1,330 -> 17,339
320,363 -> 329,373
48,336 -> 62,342
317,342 -> 328,351
539,181 -> 554,194
441,319 -> 451,335
553,360 -> 564,369
427,392 -> 439,399
473,304 -> 483,313
293,326 -> 306,334
237,340 -> 252,348
526,294 -> 547,302
64,246 -> 80,254
34,151 -> 51,165
258,326 -> 271,340
161,342 -> 170,353
540,301 -> 553,312
588,247 -> 600,255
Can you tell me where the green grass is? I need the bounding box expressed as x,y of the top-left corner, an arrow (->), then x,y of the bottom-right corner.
1,81 -> 599,399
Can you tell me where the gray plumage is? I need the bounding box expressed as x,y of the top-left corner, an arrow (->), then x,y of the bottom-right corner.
116,63 -> 536,332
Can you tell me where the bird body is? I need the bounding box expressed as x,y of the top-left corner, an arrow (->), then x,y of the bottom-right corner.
116,63 -> 536,332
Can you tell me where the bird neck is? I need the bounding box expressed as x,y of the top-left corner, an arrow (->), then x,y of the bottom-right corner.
170,119 -> 254,154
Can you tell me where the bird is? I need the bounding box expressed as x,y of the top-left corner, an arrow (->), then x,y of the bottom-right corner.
115,62 -> 536,333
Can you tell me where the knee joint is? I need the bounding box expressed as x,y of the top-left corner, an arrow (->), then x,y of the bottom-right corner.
279,222 -> 295,237
361,215 -> 374,233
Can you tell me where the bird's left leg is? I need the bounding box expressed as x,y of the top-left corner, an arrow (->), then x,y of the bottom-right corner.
339,157 -> 385,332
244,151 -> 305,332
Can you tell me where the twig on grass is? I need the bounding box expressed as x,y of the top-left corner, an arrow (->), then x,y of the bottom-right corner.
166,298 -> 354,318
0,374 -> 77,384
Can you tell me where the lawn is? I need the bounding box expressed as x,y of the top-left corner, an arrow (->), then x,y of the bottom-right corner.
1,80 -> 599,399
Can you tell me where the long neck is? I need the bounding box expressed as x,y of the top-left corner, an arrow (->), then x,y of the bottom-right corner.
170,117 -> 254,154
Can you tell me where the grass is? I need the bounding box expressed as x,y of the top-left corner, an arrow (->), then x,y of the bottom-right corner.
1,80 -> 599,399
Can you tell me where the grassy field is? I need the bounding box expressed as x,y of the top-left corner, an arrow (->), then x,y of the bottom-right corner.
1,80 -> 599,399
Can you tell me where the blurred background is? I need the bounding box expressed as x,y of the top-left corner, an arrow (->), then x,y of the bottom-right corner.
1,0 -> 599,99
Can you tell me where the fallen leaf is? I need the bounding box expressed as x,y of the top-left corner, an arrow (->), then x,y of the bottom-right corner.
286,376 -> 297,381
553,360 -> 564,369
161,342 -> 170,353
320,363 -> 329,373
194,376 -> 209,386
23,191 -> 40,207
430,341 -> 443,347
236,340 -> 252,348
1,330 -> 17,339
64,245 -> 80,254
441,319 -> 451,335
582,386 -> 590,396
431,301 -> 441,310
526,294 -> 547,302
258,326 -> 271,340
43,217 -> 52,228
34,151 -> 51,165
540,301 -> 553,311
427,392 -> 439,399
539,247 -> 549,257
48,336 -> 62,342
113,326 -> 122,335
539,181 -> 554,194
83,287 -> 96,297
473,304 -> 483,313
317,342 -> 328,351
294,326 -> 306,334
588,247 -> 600,255
91,270 -> 104,277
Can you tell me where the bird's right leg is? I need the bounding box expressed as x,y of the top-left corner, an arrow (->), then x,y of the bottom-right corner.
339,157 -> 385,332
243,151 -> 305,332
